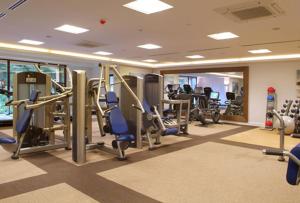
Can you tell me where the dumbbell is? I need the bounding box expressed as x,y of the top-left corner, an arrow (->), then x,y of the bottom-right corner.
266,112 -> 273,118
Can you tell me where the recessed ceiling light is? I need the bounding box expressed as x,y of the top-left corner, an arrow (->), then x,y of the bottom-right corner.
208,32 -> 239,40
123,0 -> 173,14
94,51 -> 113,56
186,55 -> 205,59
18,39 -> 44,45
248,49 -> 272,54
55,24 -> 89,34
143,59 -> 158,63
137,43 -> 162,49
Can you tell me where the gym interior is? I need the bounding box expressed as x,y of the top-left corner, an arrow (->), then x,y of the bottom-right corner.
0,1 -> 299,202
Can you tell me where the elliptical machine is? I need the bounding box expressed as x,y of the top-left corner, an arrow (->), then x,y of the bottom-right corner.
198,87 -> 221,124
224,92 -> 243,116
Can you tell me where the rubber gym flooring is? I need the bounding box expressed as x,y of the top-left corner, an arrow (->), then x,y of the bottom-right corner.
0,120 -> 300,203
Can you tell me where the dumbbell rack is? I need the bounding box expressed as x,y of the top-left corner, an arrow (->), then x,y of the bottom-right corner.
291,100 -> 300,138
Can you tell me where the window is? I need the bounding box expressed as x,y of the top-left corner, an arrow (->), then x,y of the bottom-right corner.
189,77 -> 197,89
0,61 -> 8,116
109,74 -> 114,92
39,65 -> 66,86
179,76 -> 189,88
179,76 -> 197,89
40,65 -> 66,93
10,62 -> 37,92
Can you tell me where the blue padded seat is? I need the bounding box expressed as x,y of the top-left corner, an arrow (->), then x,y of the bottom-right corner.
109,105 -> 135,142
163,127 -> 178,136
287,144 -> 300,185
0,137 -> 16,144
117,134 -> 136,142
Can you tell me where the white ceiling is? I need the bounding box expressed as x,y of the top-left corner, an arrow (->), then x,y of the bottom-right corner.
0,0 -> 300,67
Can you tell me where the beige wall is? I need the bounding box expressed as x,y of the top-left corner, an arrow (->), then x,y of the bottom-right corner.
248,61 -> 299,126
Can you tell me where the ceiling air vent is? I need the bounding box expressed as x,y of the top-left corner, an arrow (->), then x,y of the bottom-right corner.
76,41 -> 106,48
215,0 -> 284,23
8,0 -> 27,10
189,47 -> 230,53
149,52 -> 179,57
0,12 -> 6,19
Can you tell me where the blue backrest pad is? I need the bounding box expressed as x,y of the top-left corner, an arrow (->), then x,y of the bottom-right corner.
109,107 -> 129,135
29,90 -> 39,102
106,91 -> 119,104
16,110 -> 33,134
143,100 -> 152,114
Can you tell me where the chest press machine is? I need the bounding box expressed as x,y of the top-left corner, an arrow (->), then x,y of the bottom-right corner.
0,68 -> 72,159
72,64 -> 145,163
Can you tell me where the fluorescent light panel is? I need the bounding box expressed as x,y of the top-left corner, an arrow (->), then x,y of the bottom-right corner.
143,59 -> 158,63
55,24 -> 89,34
186,55 -> 204,59
18,39 -> 44,45
138,43 -> 161,49
248,49 -> 272,54
208,32 -> 239,40
94,51 -> 113,56
123,0 -> 173,14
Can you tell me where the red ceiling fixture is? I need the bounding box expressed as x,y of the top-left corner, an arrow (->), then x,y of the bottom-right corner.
99,19 -> 107,25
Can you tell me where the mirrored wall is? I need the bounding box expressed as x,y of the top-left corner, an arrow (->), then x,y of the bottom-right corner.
161,67 -> 249,122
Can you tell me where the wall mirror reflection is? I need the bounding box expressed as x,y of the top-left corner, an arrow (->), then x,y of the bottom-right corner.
161,67 -> 249,122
